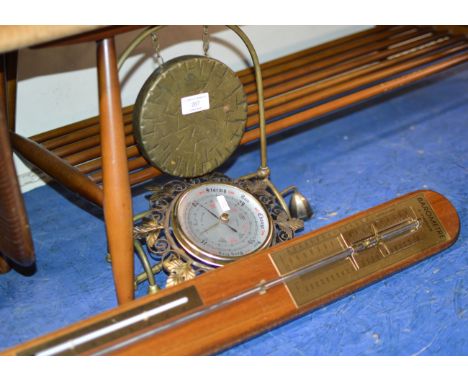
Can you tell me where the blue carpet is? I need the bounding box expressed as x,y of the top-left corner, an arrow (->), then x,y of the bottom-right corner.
1,62 -> 467,355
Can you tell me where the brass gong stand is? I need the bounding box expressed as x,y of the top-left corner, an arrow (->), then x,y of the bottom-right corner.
117,26 -> 312,294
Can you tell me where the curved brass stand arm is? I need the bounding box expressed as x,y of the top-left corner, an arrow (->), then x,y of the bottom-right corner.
134,239 -> 160,294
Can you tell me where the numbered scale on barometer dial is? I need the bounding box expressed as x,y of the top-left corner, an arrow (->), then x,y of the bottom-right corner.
172,183 -> 274,267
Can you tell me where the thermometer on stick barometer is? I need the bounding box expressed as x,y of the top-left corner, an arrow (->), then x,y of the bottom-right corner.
11,190 -> 457,356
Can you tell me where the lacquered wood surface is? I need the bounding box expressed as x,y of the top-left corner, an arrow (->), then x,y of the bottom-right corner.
0,55 -> 35,267
9,132 -> 104,206
97,38 -> 134,304
3,190 -> 459,356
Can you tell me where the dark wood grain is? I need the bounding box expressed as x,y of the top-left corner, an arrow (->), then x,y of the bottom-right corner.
0,54 -> 35,267
5,50 -> 17,132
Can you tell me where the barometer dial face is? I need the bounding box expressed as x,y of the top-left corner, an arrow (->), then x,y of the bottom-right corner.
172,183 -> 273,266
133,55 -> 247,178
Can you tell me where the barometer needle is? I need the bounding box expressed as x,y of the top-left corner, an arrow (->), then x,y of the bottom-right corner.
225,224 -> 238,233
200,204 -> 219,220
201,220 -> 220,234
200,200 -> 238,233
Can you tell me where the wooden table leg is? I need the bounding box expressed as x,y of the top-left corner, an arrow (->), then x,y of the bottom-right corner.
97,38 -> 134,304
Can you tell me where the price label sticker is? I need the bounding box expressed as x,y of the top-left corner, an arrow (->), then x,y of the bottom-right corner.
181,93 -> 210,115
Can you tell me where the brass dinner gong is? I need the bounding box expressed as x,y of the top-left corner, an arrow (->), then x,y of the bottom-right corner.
133,55 -> 248,178
119,26 -> 312,294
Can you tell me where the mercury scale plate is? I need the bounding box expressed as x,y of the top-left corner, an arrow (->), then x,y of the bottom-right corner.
15,192 -> 451,355
270,192 -> 449,307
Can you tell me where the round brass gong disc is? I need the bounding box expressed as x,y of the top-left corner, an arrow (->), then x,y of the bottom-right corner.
133,55 -> 247,178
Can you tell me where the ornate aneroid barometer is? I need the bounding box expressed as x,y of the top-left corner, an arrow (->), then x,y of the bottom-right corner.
172,182 -> 274,267
122,26 -> 312,293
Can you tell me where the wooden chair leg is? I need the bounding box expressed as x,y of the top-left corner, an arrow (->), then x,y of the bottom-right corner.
97,38 -> 134,304
5,50 -> 18,132
0,54 -> 35,268
0,255 -> 11,274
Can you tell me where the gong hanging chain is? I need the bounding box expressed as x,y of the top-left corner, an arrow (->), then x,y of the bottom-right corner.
151,32 -> 165,68
202,25 -> 210,56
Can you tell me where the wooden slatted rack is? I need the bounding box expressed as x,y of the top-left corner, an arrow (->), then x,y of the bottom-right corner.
10,25 -> 468,207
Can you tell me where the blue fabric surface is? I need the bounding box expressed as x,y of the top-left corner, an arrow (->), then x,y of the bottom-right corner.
1,63 -> 467,355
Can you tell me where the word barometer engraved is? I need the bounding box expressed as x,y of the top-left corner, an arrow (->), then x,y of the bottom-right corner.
269,192 -> 450,307
118,26 -> 312,293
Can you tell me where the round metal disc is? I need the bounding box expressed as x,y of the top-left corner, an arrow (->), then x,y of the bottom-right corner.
133,55 -> 247,178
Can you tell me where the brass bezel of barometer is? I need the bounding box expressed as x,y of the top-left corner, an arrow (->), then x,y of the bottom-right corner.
170,182 -> 275,267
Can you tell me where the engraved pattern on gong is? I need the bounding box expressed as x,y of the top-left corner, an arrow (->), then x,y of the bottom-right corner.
133,55 -> 247,178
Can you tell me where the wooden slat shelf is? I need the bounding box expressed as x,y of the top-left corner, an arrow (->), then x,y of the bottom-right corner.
15,26 -> 468,200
